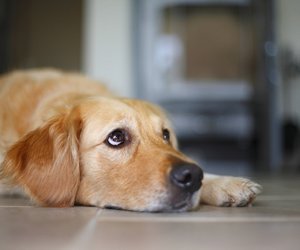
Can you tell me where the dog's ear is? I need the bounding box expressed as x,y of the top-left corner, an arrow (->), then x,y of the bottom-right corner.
1,109 -> 82,207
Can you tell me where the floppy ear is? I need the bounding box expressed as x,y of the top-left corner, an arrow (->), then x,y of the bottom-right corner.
1,109 -> 82,207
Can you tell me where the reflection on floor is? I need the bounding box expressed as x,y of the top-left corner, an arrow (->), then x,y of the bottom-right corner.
1,176 -> 300,250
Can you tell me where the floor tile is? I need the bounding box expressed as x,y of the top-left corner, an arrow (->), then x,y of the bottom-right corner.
0,176 -> 299,250
0,206 -> 99,250
85,220 -> 300,250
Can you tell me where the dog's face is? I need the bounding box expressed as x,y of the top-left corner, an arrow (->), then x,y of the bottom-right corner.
76,98 -> 203,212
1,97 -> 203,212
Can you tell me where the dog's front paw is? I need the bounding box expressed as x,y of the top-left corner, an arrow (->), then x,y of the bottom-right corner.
201,176 -> 262,207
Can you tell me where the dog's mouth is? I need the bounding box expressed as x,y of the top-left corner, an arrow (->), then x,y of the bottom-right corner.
171,200 -> 192,212
165,192 -> 200,212
104,205 -> 125,211
103,190 -> 200,213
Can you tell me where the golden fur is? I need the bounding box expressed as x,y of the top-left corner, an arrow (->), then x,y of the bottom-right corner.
0,69 -> 261,212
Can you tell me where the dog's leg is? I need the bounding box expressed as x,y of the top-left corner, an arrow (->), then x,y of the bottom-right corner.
200,174 -> 262,207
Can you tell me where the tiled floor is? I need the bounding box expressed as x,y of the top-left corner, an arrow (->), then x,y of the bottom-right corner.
1,176 -> 300,250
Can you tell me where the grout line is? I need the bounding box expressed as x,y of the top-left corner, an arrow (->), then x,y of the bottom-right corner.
66,208 -> 103,250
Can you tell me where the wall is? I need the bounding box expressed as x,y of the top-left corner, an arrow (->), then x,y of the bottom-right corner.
277,0 -> 300,122
82,0 -> 133,97
8,0 -> 82,71
81,0 -> 300,107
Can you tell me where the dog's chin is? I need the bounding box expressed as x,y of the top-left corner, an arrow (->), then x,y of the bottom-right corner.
104,203 -> 195,213
156,201 -> 197,213
161,190 -> 201,213
103,190 -> 201,213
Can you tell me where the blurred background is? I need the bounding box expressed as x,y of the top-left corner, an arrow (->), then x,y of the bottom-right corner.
0,0 -> 300,176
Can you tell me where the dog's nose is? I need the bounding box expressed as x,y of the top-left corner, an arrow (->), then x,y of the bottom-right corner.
170,163 -> 203,193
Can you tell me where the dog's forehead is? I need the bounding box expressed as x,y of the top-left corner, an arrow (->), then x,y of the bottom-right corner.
80,97 -> 168,128
121,99 -> 166,117
121,98 -> 169,126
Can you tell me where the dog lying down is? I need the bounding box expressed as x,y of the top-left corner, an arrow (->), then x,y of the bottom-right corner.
0,69 -> 261,212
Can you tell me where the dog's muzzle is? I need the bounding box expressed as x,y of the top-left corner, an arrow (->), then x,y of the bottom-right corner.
164,163 -> 203,212
170,163 -> 203,193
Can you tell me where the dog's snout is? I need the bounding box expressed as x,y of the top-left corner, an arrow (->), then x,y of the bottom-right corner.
170,163 -> 203,193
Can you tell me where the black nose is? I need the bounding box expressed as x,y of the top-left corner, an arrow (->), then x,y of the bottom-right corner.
170,163 -> 203,193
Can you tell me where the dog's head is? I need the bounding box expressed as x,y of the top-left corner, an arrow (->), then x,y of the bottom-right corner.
1,97 -> 203,212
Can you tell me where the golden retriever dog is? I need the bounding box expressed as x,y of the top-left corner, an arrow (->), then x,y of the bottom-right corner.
0,69 -> 261,212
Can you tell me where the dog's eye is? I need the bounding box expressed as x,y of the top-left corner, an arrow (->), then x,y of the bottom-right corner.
106,129 -> 129,148
162,129 -> 170,142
